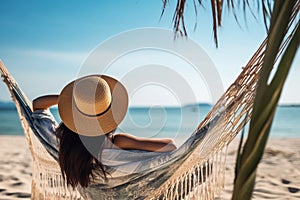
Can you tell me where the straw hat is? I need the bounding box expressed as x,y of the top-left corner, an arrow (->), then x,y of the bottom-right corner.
58,75 -> 128,136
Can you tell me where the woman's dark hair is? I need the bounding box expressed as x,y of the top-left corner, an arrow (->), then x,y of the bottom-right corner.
56,123 -> 107,188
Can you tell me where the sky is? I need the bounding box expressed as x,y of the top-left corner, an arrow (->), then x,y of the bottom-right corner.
0,0 -> 299,106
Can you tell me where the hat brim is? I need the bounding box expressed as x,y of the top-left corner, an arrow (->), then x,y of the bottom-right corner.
58,75 -> 128,136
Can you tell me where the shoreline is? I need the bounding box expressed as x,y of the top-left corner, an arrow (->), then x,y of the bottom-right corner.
0,135 -> 299,199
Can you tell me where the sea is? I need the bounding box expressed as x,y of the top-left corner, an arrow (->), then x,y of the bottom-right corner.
0,102 -> 299,145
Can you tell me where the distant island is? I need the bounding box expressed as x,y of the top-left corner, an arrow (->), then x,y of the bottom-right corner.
0,101 -> 16,110
279,104 -> 300,107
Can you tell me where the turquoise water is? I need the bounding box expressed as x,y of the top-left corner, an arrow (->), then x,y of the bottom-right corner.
0,103 -> 299,144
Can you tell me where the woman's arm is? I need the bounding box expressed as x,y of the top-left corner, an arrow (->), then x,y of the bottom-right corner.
113,133 -> 177,152
32,95 -> 59,111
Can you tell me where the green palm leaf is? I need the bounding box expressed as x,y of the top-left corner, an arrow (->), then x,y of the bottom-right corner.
233,1 -> 299,199
162,0 -> 299,199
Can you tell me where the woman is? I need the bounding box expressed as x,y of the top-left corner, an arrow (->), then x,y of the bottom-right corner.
32,75 -> 177,188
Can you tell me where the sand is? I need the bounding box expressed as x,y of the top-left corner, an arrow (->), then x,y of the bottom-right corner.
0,136 -> 299,200
223,137 -> 300,200
0,136 -> 32,200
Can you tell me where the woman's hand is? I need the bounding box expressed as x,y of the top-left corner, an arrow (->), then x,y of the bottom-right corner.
32,95 -> 59,111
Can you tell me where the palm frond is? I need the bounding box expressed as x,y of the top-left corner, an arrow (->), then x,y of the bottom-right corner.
232,1 -> 299,199
161,0 -> 262,47
161,2 -> 299,200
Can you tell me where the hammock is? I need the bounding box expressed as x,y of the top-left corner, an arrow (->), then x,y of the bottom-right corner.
1,6 -> 298,198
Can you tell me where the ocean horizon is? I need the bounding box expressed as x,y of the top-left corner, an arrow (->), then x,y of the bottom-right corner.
0,101 -> 299,145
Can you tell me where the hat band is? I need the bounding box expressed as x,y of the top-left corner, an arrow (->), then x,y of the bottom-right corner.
74,99 -> 112,117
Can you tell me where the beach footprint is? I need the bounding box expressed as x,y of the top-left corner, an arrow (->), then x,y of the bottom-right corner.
281,178 -> 291,184
11,181 -> 23,186
4,192 -> 31,198
288,187 -> 300,193
280,179 -> 300,194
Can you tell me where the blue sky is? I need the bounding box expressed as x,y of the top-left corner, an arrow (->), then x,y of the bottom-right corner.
0,0 -> 299,105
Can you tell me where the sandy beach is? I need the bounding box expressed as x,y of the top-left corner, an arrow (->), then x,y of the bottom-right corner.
224,137 -> 300,200
0,135 -> 299,200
